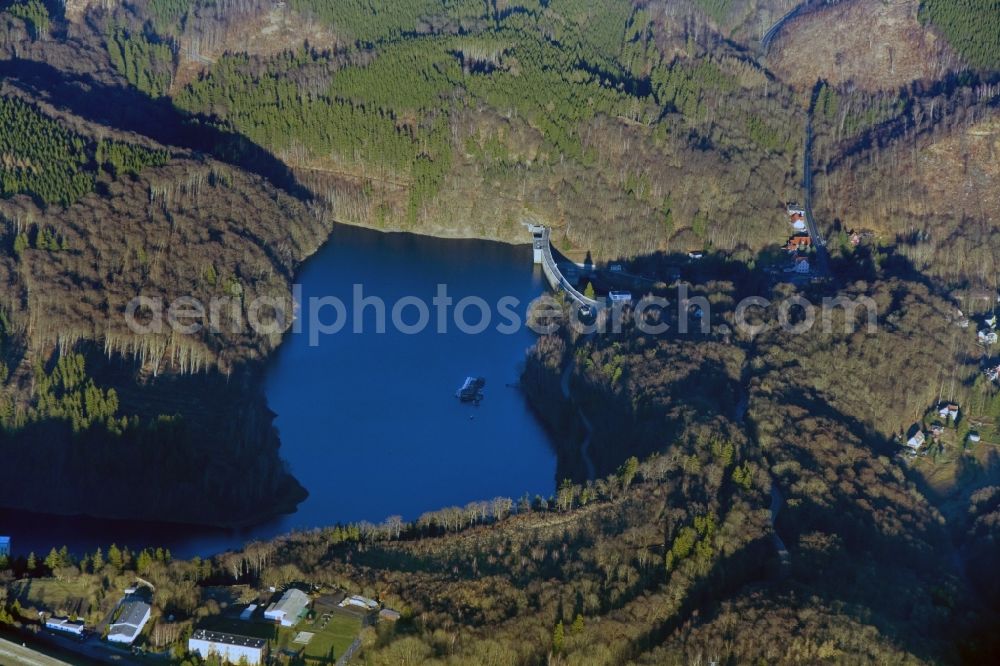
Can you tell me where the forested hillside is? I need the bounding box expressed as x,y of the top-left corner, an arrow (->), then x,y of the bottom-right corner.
0,0 -> 999,662
812,84 -> 1000,285
0,0 -> 334,524
0,94 -> 166,207
516,274 -> 1000,664
81,0 -> 802,258
0,92 -> 325,523
3,275 -> 988,664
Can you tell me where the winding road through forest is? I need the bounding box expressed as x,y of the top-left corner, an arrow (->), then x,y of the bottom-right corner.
761,2 -> 808,51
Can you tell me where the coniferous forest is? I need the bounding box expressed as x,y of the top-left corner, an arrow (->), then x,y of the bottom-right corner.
919,0 -> 1000,70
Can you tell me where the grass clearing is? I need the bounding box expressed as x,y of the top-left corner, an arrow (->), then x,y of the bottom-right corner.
11,578 -> 93,617
291,611 -> 362,663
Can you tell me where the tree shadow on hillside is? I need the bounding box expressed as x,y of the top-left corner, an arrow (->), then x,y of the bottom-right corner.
0,57 -> 314,201
581,356 -> 744,479
631,410 -> 971,664
0,343 -> 307,527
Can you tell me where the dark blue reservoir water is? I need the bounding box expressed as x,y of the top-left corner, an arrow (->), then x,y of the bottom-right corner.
264,225 -> 557,531
0,226 -> 556,558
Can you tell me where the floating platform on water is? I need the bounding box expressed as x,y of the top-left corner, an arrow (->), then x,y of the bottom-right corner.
457,376 -> 486,403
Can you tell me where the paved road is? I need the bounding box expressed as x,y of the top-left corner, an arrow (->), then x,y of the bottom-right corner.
0,636 -> 76,666
30,629 -> 141,665
761,2 -> 812,52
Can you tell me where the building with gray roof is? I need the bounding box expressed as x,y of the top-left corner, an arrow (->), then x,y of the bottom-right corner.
107,597 -> 151,644
263,588 -> 310,627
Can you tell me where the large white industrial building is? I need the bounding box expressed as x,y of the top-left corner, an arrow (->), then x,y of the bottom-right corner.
189,629 -> 267,665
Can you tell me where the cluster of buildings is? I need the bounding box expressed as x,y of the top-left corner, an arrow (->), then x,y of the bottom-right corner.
783,204 -> 812,276
33,574 -> 393,664
187,588 -> 396,665
184,588 -> 313,665
905,403 -> 960,450
778,203 -> 873,279
903,402 -> 983,453
42,585 -> 152,648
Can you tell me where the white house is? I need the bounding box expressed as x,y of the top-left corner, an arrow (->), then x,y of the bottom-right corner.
189,629 -> 267,665
969,432 -> 982,443
938,404 -> 960,421
264,588 -> 310,627
979,329 -> 997,345
107,598 -> 151,644
905,431 -> 925,450
608,291 -> 632,304
240,604 -> 258,621
45,617 -> 85,636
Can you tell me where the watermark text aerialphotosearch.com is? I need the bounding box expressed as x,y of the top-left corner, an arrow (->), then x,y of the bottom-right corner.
124,283 -> 878,345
